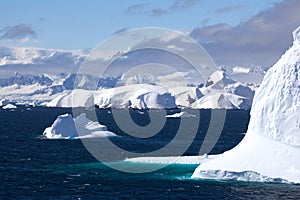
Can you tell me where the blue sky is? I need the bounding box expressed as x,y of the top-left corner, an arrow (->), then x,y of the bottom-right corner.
0,0 -> 283,50
1,0 -> 300,68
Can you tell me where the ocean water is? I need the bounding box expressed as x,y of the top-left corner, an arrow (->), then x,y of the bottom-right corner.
1,107 -> 300,199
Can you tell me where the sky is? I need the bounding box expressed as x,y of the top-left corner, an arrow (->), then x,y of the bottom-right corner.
0,0 -> 282,49
1,0 -> 300,69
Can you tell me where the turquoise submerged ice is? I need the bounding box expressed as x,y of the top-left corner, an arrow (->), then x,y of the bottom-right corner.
192,26 -> 300,183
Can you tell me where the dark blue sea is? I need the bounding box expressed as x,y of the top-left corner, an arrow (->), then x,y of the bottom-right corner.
1,107 -> 300,199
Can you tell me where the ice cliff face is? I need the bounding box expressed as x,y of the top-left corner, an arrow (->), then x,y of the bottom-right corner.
248,26 -> 300,146
192,26 -> 300,183
293,26 -> 300,42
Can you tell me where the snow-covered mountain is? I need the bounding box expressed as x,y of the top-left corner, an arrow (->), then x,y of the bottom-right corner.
42,70 -> 255,109
0,71 -> 254,109
0,72 -> 121,105
230,66 -> 266,88
0,46 -> 257,109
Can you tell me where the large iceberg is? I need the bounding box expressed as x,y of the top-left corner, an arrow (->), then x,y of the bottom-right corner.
43,113 -> 117,139
192,27 -> 300,183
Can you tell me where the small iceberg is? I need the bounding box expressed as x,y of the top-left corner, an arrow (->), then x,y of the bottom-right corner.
192,26 -> 300,184
2,103 -> 17,109
43,113 -> 117,139
0,99 -> 10,107
166,111 -> 196,118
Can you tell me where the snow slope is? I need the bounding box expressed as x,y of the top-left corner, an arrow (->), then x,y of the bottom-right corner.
46,79 -> 253,109
43,113 -> 117,139
0,46 -> 255,109
2,103 -> 17,109
46,89 -> 95,108
95,84 -> 176,109
192,26 -> 300,183
168,86 -> 203,108
191,71 -> 254,109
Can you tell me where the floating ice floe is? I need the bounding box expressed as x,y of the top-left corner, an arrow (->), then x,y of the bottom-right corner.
192,26 -> 300,184
43,113 -> 117,139
2,103 -> 17,109
166,111 -> 196,118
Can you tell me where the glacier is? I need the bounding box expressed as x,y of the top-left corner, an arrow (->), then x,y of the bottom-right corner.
43,113 -> 117,139
192,26 -> 300,184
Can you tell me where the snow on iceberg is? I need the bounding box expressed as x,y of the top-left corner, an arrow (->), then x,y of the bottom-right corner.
43,113 -> 117,139
2,103 -> 17,109
192,26 -> 300,184
166,111 -> 196,118
46,89 -> 95,108
190,70 -> 254,109
129,84 -> 176,109
46,84 -> 176,109
194,92 -> 248,109
205,70 -> 235,90
168,86 -> 203,108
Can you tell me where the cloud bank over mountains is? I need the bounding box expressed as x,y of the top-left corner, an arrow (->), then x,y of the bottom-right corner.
190,0 -> 300,68
0,24 -> 37,43
1,0 -> 299,71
